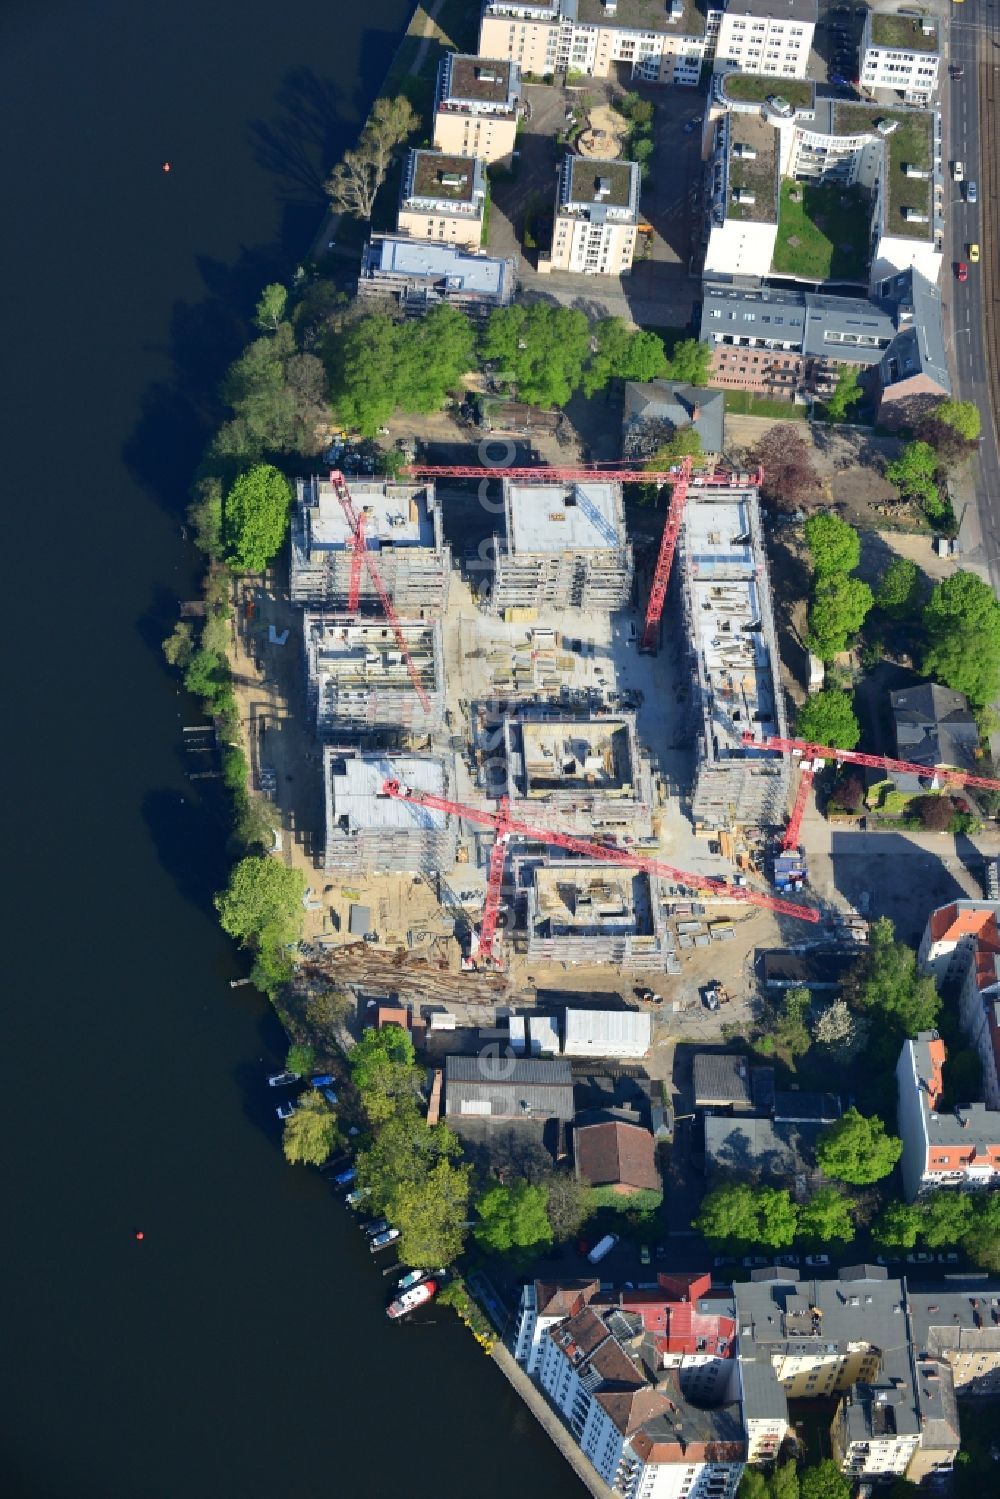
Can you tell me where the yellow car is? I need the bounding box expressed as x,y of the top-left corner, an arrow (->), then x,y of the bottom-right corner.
969,243 -> 980,263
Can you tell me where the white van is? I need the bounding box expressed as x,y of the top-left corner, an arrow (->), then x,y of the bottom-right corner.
587,1233 -> 619,1265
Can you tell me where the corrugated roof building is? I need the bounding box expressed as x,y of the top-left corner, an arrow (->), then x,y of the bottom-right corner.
562,1008 -> 651,1059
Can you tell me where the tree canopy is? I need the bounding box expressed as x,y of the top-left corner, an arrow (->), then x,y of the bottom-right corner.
824,365 -> 863,422
815,1107 -> 902,1185
390,1157 -> 472,1268
581,317 -> 667,395
923,571 -> 1000,706
873,1199 -> 921,1250
886,440 -> 938,508
282,1091 -> 340,1165
806,574 -> 873,661
543,1171 -> 592,1242
216,322 -> 328,461
663,337 -> 711,386
695,1184 -> 797,1248
920,1189 -> 975,1248
356,1108 -> 462,1214
328,306 -> 476,435
348,1027 -> 423,1125
931,398 -> 981,441
803,513 -> 861,577
750,426 -> 821,511
799,1461 -> 850,1499
852,916 -> 941,1040
255,283 -> 288,331
480,303 -> 593,407
796,690 -> 861,750
797,1186 -> 855,1244
214,856 -> 305,952
222,464 -> 293,572
474,1180 -> 553,1254
325,95 -> 416,220
876,556 -> 920,618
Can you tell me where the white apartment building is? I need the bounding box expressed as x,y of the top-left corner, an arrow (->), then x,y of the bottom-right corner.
397,149 -> 486,253
433,53 -> 521,164
704,107 -> 780,278
715,0 -> 815,79
548,153 -> 640,275
860,11 -> 940,104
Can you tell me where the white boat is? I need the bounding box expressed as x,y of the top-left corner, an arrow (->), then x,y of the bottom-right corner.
267,1071 -> 301,1088
275,1101 -> 296,1121
387,1278 -> 437,1319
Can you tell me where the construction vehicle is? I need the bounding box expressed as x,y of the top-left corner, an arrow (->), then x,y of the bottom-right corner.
380,780 -> 819,970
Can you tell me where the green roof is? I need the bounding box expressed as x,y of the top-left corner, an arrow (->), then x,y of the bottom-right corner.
721,73 -> 814,108
871,13 -> 938,51
727,115 -> 778,224
833,105 -> 933,240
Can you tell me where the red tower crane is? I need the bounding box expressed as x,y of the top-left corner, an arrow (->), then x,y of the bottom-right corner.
382,778 -> 820,966
328,470 -> 430,712
402,462 -> 763,654
740,730 -> 1000,852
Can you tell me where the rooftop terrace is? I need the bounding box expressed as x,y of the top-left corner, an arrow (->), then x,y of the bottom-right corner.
440,54 -> 517,106
405,150 -> 483,205
833,104 -> 934,239
727,114 -> 779,225
720,73 -> 815,109
871,13 -> 938,51
560,156 -> 639,220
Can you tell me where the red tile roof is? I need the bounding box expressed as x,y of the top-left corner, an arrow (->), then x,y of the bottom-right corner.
575,1120 -> 661,1192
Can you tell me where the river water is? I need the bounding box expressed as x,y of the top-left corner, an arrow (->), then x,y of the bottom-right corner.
2,4 -> 584,1494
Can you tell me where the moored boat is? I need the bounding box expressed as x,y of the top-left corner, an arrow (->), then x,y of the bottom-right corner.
267,1070 -> 300,1088
387,1278 -> 437,1319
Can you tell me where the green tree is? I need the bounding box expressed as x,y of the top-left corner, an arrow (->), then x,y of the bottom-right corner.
931,398 -> 981,441
737,1472 -> 770,1499
162,620 -> 195,669
232,793 -> 279,855
873,1199 -> 922,1250
797,1186 -> 854,1244
816,1107 -> 902,1185
776,985 -> 812,1058
187,477 -> 224,558
756,1186 -> 799,1248
920,1189 -> 975,1248
325,95 -> 416,219
348,1028 -> 423,1125
695,1184 -> 798,1248
255,282 -> 288,331
201,608 -> 230,658
876,556 -> 920,618
806,574 -> 873,661
183,648 -> 229,705
799,1460 -> 850,1499
771,1461 -> 800,1499
389,1157 -> 472,1267
923,571 -> 1000,706
886,439 -> 939,508
328,307 -> 475,435
804,512 -> 861,577
581,317 -> 667,395
474,1180 -> 554,1254
214,856 -> 306,950
962,1193 -> 1000,1271
664,337 -> 711,386
222,464 -> 293,573
356,1108 -> 463,1213
796,690 -> 860,750
218,322 -> 328,460
286,1042 -> 315,1076
282,1091 -> 340,1165
853,917 -> 941,1039
480,303 -> 592,406
824,364 -> 863,422
543,1171 -> 592,1241
911,793 -> 956,832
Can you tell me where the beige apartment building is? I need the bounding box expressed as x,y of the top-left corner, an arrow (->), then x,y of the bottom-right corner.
397,149 -> 486,252
547,154 -> 639,275
433,53 -> 520,164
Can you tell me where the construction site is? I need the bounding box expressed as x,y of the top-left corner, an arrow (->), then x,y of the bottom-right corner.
230,459 -> 832,1018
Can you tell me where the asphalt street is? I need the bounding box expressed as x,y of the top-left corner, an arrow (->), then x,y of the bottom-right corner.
948,1 -> 1000,584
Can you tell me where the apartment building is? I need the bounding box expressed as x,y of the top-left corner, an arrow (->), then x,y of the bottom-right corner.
897,1032 -> 1000,1201
515,1272 -> 745,1499
715,0 -> 816,79
397,149 -> 486,253
547,154 -> 640,276
918,901 -> 1000,1109
433,53 -> 520,164
303,614 -> 445,738
357,236 -> 516,319
704,84 -> 944,291
524,863 -> 674,973
680,484 -> 789,830
502,712 -> 655,837
860,11 -> 940,104
489,478 -> 633,612
322,749 -> 458,875
478,0 -> 718,89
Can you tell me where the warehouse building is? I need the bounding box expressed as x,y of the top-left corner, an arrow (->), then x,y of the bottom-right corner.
562,1009 -> 652,1059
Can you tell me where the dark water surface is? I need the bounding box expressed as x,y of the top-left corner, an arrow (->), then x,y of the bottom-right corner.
1,4 -> 584,1495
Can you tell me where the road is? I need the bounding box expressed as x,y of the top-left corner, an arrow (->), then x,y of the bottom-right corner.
947,1 -> 1000,584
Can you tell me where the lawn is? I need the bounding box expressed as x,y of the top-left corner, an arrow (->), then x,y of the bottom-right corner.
723,390 -> 808,419
722,74 -> 814,108
773,180 -> 871,281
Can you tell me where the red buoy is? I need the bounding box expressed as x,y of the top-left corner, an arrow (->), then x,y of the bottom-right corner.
135,1230 -> 145,1241
162,162 -> 172,173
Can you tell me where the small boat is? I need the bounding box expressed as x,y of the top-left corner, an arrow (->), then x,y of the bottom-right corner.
310,1074 -> 335,1088
363,1217 -> 390,1238
320,1086 -> 339,1106
275,1101 -> 296,1121
387,1278 -> 437,1319
396,1268 -> 426,1292
345,1187 -> 370,1207
267,1071 -> 301,1088
370,1227 -> 401,1252
330,1166 -> 356,1188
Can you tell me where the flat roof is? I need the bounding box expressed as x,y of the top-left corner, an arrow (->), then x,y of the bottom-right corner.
564,1009 -> 652,1050
505,480 -> 625,552
325,752 -> 452,832
441,54 -> 517,105
363,236 -> 512,298
685,493 -> 781,748
726,0 -> 816,17
833,104 -> 934,240
871,13 -> 938,52
720,74 -> 815,109
406,150 -> 482,204
304,476 -> 436,549
727,114 -> 778,225
576,0 -> 709,37
561,155 -> 639,219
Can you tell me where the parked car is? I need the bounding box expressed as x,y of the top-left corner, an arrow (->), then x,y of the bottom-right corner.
967,180 -> 978,202
588,1234 -> 620,1265
640,1244 -> 651,1266
805,1254 -> 830,1267
370,1227 -> 401,1251
875,1254 -> 901,1265
742,1256 -> 768,1268
907,1252 -> 935,1264
775,1254 -> 800,1266
937,1252 -> 960,1263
